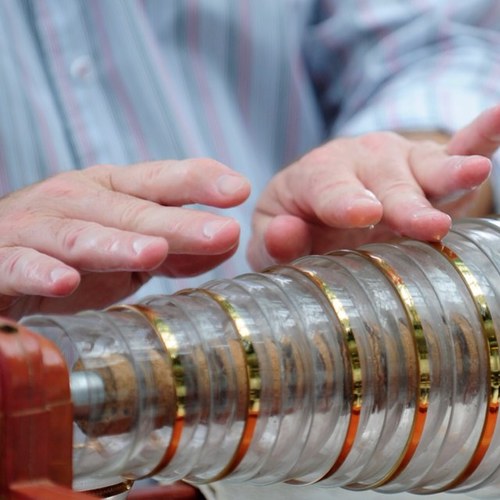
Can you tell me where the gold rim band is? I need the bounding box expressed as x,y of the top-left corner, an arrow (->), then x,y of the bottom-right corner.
187,288 -> 261,481
108,304 -> 185,478
266,264 -> 362,483
351,250 -> 429,488
431,242 -> 500,490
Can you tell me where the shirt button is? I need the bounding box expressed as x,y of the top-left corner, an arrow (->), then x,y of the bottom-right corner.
70,55 -> 95,81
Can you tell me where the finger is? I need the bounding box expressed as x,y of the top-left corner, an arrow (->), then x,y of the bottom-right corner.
267,163 -> 383,228
265,215 -> 313,262
91,204 -> 241,254
91,158 -> 251,207
247,214 -> 312,271
8,218 -> 169,271
32,173 -> 243,255
371,172 -> 452,241
0,247 -> 80,296
408,145 -> 491,200
447,104 -> 500,157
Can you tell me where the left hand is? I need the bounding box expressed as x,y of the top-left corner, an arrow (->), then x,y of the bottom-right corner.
0,158 -> 250,318
247,105 -> 500,270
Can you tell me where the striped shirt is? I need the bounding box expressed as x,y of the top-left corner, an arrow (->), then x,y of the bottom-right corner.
1,0 -> 500,299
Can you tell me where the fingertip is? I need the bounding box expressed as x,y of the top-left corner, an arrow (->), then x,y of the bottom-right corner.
447,104 -> 500,157
216,174 -> 251,201
48,267 -> 81,296
429,155 -> 492,203
131,236 -> 169,269
342,196 -> 384,227
404,210 -> 452,241
203,218 -> 239,240
484,104 -> 500,141
320,191 -> 383,228
457,155 -> 492,187
201,218 -> 241,254
264,215 -> 312,263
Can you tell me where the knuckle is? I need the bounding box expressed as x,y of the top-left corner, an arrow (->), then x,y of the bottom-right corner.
298,143 -> 344,168
140,160 -> 206,192
140,161 -> 166,185
0,247 -> 26,277
165,217 -> 185,237
358,131 -> 405,154
182,158 -> 229,186
1,209 -> 36,235
118,201 -> 150,227
205,158 -> 227,173
178,160 -> 211,188
186,157 -> 225,172
0,206 -> 41,246
83,163 -> 116,182
85,163 -> 115,173
319,177 -> 352,195
380,180 -> 419,201
300,144 -> 335,168
299,138 -> 353,171
33,171 -> 82,199
58,224 -> 89,253
408,139 -> 444,164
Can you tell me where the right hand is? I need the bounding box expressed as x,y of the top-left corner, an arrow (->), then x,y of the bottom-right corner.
0,158 -> 250,318
248,106 -> 500,270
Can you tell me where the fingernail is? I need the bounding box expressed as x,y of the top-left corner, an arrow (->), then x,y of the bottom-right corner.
50,267 -> 74,283
203,219 -> 233,239
411,208 -> 443,220
216,174 -> 248,196
132,236 -> 158,255
348,191 -> 381,208
363,189 -> 379,201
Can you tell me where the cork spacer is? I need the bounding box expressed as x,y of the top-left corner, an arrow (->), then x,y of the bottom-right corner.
110,304 -> 186,478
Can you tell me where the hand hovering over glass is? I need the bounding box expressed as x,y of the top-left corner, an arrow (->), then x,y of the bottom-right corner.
0,159 -> 250,318
248,105 -> 500,270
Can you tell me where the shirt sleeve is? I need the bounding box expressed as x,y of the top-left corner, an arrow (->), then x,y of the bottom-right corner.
304,0 -> 500,137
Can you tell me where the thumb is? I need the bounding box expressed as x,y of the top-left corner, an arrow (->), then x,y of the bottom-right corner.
247,214 -> 312,271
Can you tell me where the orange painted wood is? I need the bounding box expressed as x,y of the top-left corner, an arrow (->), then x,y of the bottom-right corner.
128,482 -> 203,499
10,481 -> 95,499
0,319 -> 75,497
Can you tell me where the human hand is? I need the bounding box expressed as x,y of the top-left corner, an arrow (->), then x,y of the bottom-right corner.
0,159 -> 250,318
248,105 -> 500,270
